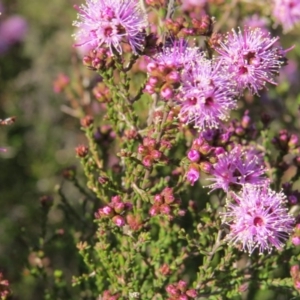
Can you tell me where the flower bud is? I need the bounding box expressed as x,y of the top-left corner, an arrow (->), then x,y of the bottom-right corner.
292,224 -> 300,246
192,137 -> 204,148
111,195 -> 122,204
235,126 -> 245,136
241,114 -> 251,129
160,204 -> 171,215
151,149 -> 162,160
219,132 -> 231,145
114,202 -> 125,214
143,137 -> 156,148
154,194 -> 163,204
148,76 -> 159,86
75,145 -> 89,157
187,149 -> 200,162
146,62 -> 158,73
138,144 -> 146,154
83,55 -> 93,68
199,143 -> 212,155
53,73 -> 70,93
186,167 -> 200,186
149,205 -> 160,216
162,187 -> 175,204
214,147 -> 225,156
166,70 -> 180,83
98,175 -> 109,185
289,134 -> 299,149
142,155 -> 152,167
80,115 -> 94,128
288,195 -> 298,205
199,161 -> 212,173
124,202 -> 133,211
112,215 -> 125,227
160,263 -> 171,276
144,83 -> 155,94
177,280 -> 187,292
103,206 -> 114,216
160,84 -> 174,100
166,284 -> 179,296
291,265 -> 300,278
186,289 -> 198,298
292,236 -> 300,246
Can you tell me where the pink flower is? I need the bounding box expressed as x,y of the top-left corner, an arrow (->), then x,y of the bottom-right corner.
272,0 -> 300,33
179,57 -> 238,130
207,145 -> 268,193
221,185 -> 294,254
216,27 -> 288,95
73,0 -> 148,55
150,39 -> 202,73
243,14 -> 269,35
0,15 -> 27,54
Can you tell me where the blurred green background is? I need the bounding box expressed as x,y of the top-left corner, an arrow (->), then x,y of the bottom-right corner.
0,0 -> 300,299
0,0 -> 84,298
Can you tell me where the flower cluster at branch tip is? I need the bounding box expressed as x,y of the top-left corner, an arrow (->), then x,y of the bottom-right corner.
185,127 -> 231,186
149,187 -> 185,220
138,137 -> 164,167
95,195 -> 133,227
145,39 -> 202,100
73,0 -> 148,55
216,27 -> 288,95
272,129 -> 299,152
83,48 -> 115,71
221,185 -> 294,254
166,280 -> 197,300
184,110 -> 266,188
164,14 -> 213,37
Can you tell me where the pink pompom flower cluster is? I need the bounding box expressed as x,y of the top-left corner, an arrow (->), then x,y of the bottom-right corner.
144,27 -> 288,131
221,185 -> 294,254
272,0 -> 300,33
73,0 -> 148,55
216,27 -> 288,95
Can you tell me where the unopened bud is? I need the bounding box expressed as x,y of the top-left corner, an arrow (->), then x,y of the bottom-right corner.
112,215 -> 125,227
75,145 -> 89,157
80,115 -> 94,127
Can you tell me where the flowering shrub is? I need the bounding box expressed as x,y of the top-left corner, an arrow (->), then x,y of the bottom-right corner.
2,0 -> 300,299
